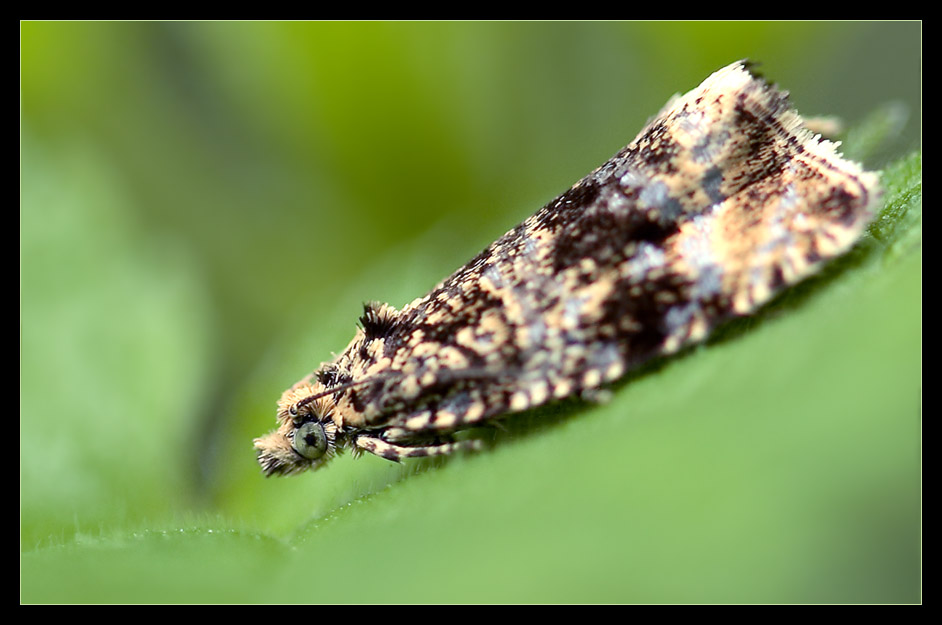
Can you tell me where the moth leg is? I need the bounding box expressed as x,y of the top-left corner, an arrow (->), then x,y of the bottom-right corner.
354,434 -> 482,462
579,387 -> 613,404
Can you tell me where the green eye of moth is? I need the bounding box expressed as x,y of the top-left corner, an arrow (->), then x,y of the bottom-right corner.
254,60 -> 879,477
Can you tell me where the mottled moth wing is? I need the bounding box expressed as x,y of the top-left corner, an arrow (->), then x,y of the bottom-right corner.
255,61 -> 879,476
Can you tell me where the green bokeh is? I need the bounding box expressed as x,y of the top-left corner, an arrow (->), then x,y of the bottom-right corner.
21,21 -> 921,603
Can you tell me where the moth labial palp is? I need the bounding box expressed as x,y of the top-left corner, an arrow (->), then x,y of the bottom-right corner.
254,60 -> 880,477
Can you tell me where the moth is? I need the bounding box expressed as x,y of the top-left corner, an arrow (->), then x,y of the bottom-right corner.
255,61 -> 879,477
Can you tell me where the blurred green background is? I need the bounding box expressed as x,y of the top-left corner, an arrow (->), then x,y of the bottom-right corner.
21,21 -> 920,603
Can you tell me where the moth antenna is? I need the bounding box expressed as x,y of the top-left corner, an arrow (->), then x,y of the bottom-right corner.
294,371 -> 404,410
294,366 -> 509,411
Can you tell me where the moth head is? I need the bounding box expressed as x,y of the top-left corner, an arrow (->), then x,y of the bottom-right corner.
254,417 -> 338,477
254,378 -> 339,477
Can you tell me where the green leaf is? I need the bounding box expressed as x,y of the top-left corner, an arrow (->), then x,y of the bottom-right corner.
21,146 -> 921,603
20,133 -> 215,549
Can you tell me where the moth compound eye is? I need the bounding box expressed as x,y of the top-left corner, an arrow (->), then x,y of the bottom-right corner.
293,421 -> 328,460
